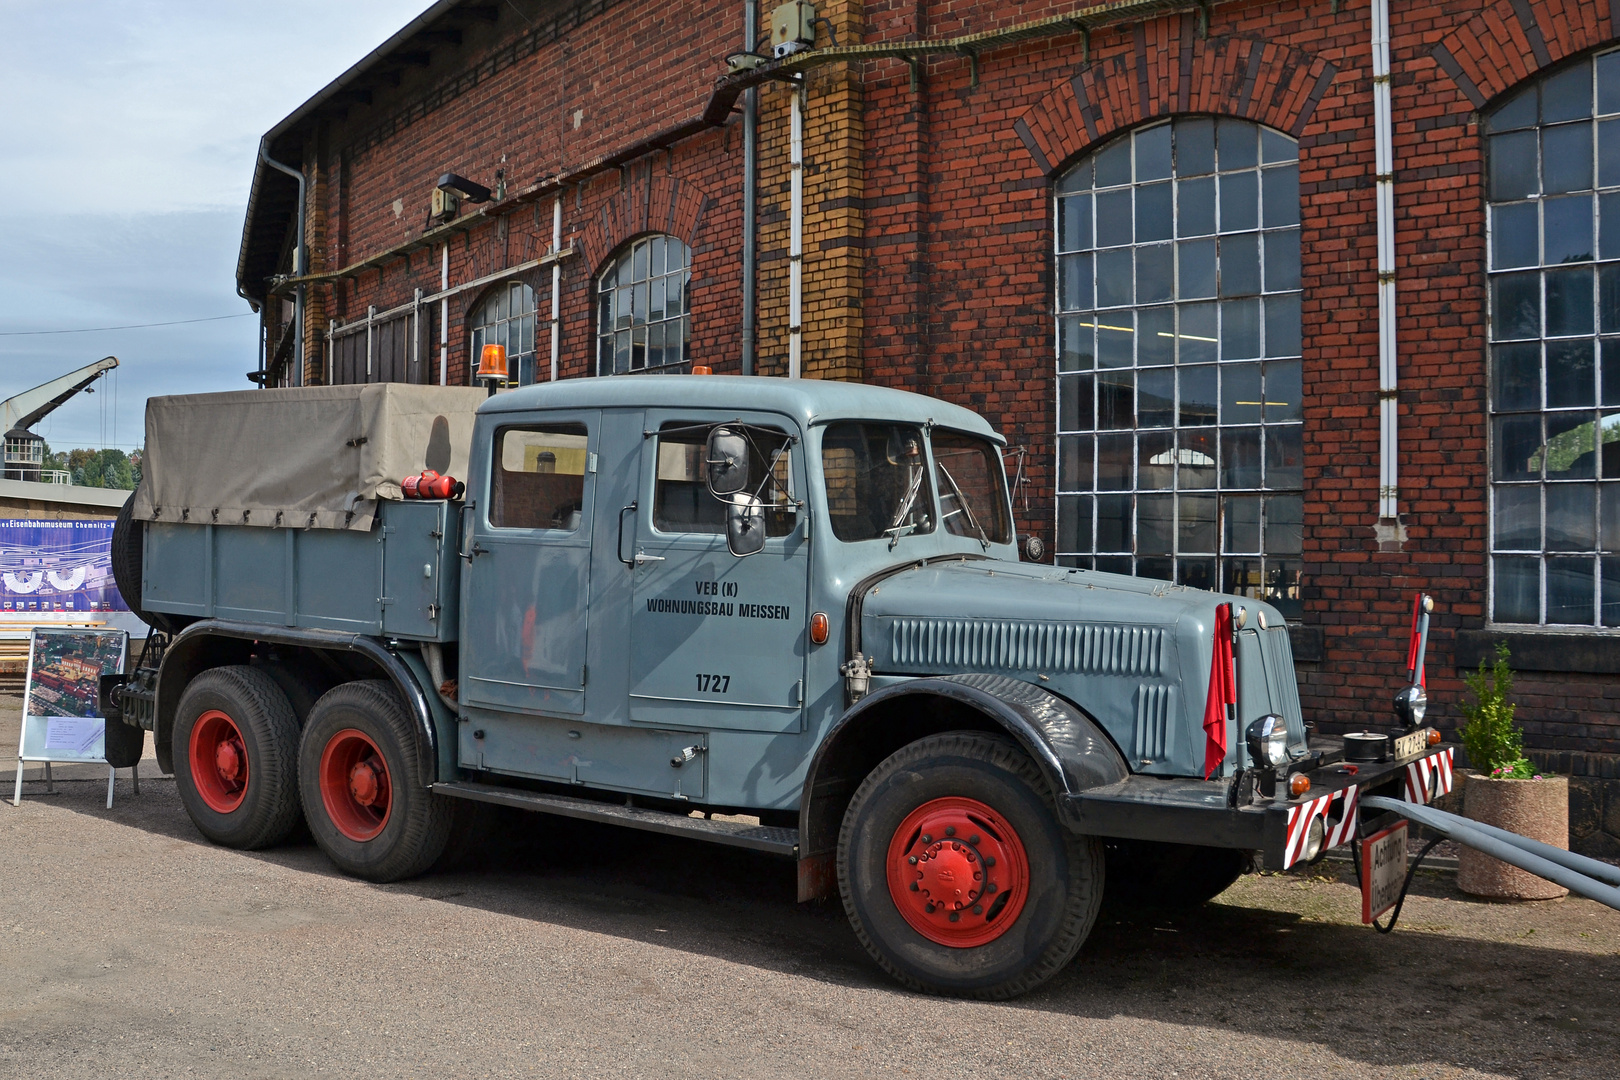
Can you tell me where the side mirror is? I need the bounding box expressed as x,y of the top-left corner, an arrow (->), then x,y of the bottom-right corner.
726,495 -> 766,557
706,426 -> 749,497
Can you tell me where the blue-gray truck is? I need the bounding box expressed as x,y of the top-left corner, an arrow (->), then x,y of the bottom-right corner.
101,377 -> 1455,998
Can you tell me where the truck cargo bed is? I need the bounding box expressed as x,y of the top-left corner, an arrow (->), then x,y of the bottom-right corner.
141,500 -> 459,641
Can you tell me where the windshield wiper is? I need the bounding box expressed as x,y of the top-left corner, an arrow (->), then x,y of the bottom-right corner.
886,461 -> 925,535
936,461 -> 990,550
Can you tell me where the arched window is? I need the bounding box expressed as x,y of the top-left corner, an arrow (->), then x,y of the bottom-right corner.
1053,117 -> 1303,616
1486,50 -> 1620,627
597,234 -> 691,375
469,280 -> 538,386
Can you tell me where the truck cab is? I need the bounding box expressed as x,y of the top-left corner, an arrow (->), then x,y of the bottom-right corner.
456,378 -> 1015,811
109,377 -> 1456,999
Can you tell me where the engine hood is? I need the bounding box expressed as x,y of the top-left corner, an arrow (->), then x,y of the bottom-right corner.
856,559 -> 1303,779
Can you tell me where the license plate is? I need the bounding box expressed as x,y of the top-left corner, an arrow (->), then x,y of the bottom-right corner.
1361,820 -> 1408,924
1392,729 -> 1427,760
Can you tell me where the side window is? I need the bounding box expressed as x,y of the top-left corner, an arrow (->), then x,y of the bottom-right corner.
652,421 -> 796,536
491,425 -> 588,531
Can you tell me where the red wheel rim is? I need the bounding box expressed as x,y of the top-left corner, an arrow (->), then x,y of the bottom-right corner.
885,796 -> 1031,948
318,728 -> 392,841
189,709 -> 249,814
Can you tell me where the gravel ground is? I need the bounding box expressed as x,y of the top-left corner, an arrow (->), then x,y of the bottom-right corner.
3,699 -> 1618,1080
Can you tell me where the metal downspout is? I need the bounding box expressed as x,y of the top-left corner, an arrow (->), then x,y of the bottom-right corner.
259,143 -> 307,388
550,196 -> 563,382
741,0 -> 758,376
439,243 -> 450,385
1372,0 -> 1399,522
788,79 -> 804,379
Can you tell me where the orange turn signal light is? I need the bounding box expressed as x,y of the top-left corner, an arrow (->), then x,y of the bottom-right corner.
1427,728 -> 1442,746
1288,772 -> 1312,798
477,343 -> 509,380
809,611 -> 829,645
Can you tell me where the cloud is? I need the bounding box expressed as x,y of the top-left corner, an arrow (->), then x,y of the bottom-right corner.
0,1 -> 429,451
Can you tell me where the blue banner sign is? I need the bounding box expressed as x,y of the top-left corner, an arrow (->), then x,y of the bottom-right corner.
0,519 -> 127,614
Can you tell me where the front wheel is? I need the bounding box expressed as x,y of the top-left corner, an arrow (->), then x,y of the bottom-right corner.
838,732 -> 1103,999
298,681 -> 450,882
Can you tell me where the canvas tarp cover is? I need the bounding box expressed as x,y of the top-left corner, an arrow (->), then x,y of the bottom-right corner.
132,384 -> 488,530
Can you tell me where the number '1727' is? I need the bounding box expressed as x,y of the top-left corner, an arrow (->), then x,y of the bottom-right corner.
696,674 -> 730,693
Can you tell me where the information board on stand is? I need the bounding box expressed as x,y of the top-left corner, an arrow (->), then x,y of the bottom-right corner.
12,627 -> 128,808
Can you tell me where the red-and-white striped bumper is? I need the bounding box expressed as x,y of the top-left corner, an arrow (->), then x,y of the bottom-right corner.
1283,784 -> 1360,869
1402,746 -> 1455,805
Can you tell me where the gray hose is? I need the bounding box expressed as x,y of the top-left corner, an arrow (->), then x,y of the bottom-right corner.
1362,795 -> 1620,912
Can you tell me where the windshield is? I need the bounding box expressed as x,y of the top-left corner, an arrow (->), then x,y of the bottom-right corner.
932,431 -> 1012,545
822,422 -> 934,543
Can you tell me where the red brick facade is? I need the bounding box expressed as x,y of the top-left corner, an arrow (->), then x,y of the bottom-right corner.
239,0 -> 1620,843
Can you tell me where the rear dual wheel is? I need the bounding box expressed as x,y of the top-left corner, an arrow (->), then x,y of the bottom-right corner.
173,666 -> 303,849
838,732 -> 1103,999
298,680 -> 451,882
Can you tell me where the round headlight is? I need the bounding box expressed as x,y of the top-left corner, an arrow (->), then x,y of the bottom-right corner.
1246,714 -> 1290,768
1394,684 -> 1427,729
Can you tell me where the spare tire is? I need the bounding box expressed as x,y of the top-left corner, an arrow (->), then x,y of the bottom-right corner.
111,490 -> 179,635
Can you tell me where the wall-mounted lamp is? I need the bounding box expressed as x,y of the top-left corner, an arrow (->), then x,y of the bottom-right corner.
437,172 -> 493,203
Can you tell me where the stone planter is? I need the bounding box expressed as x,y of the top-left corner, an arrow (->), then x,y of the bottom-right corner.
1457,772 -> 1570,901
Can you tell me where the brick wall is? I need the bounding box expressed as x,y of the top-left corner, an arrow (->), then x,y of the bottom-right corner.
257,0 -> 1620,763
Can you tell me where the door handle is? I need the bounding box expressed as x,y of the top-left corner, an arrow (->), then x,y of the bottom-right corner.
618,502 -> 637,567
634,552 -> 666,565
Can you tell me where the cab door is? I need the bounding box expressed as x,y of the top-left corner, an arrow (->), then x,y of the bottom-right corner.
626,410 -> 809,733
461,412 -> 598,717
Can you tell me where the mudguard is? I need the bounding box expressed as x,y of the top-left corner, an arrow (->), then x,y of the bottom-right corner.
797,673 -> 1129,883
154,619 -> 441,786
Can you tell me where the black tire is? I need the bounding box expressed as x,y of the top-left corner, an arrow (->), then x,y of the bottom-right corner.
173,666 -> 303,849
838,732 -> 1104,999
298,680 -> 451,883
110,491 -> 179,635
102,717 -> 146,770
1103,840 -> 1246,910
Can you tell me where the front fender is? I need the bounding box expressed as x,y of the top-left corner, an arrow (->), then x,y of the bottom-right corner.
798,673 -> 1129,870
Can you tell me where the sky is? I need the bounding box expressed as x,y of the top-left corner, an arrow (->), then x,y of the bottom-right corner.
0,0 -> 431,455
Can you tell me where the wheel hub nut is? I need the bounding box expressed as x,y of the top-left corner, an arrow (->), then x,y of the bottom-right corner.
214,740 -> 242,783
348,759 -> 384,807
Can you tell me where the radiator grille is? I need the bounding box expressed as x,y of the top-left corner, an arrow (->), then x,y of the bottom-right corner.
884,619 -> 1164,677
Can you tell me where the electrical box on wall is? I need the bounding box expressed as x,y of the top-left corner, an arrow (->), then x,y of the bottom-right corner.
431,187 -> 459,220
771,1 -> 816,59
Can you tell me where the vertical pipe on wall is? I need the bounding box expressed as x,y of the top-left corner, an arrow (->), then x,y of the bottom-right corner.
439,243 -> 449,385
550,195 -> 563,382
1372,0 -> 1399,521
259,144 -> 305,387
741,0 -> 758,376
788,79 -> 804,379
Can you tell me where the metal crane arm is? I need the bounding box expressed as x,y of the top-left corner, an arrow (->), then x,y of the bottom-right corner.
0,356 -> 119,434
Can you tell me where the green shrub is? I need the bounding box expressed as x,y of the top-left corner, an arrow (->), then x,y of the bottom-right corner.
1457,643 -> 1540,778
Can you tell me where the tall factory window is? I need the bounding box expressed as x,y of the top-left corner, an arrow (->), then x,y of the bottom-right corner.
469,280 -> 538,386
1487,51 -> 1620,627
596,235 -> 691,375
1052,117 -> 1304,617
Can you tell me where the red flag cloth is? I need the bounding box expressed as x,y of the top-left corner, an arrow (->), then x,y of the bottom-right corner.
1202,604 -> 1236,780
